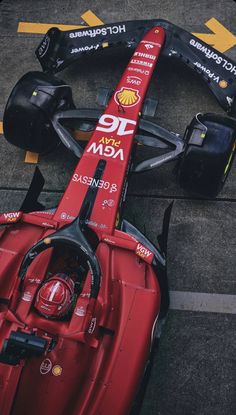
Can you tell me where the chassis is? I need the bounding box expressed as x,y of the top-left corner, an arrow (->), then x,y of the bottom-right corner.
0,20 -> 235,415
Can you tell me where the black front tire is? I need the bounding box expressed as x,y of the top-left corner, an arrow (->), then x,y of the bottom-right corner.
178,113 -> 236,198
3,71 -> 75,154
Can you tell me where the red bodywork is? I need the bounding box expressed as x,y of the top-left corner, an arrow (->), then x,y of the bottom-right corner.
0,27 -> 165,415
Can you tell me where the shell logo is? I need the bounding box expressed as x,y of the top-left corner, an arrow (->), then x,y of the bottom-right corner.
115,87 -> 140,107
219,79 -> 228,89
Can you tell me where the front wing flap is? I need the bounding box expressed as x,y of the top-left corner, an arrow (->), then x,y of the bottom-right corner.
36,19 -> 236,112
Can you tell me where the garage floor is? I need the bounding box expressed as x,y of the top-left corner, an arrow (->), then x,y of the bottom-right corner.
0,1 -> 236,414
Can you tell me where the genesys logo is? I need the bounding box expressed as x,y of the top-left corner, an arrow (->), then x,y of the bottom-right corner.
114,87 -> 141,107
72,174 -> 118,193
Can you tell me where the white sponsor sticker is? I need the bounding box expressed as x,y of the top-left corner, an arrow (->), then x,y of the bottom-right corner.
127,67 -> 150,76
72,174 -> 118,193
227,96 -> 233,105
69,24 -> 126,39
74,306 -> 86,316
96,114 -> 136,136
131,59 -> 153,68
136,243 -> 152,259
38,35 -> 50,57
190,39 -> 236,75
88,317 -> 97,334
134,51 -> 156,60
71,44 -> 100,54
28,278 -> 41,284
22,291 -> 32,302
141,40 -> 162,47
4,212 -> 20,220
144,43 -> 154,50
60,212 -> 76,221
102,199 -> 115,208
84,220 -> 108,229
40,358 -> 52,375
194,61 -> 220,83
86,142 -> 124,160
56,58 -> 64,68
126,75 -> 142,86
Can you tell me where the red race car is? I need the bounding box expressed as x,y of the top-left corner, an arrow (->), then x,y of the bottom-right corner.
0,20 -> 236,415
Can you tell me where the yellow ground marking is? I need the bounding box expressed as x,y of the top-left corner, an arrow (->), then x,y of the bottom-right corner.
18,22 -> 85,34
0,122 -> 39,164
17,10 -> 103,34
80,10 -> 103,26
18,14 -> 236,53
0,123 -> 89,165
73,130 -> 92,141
23,130 -> 90,165
193,18 -> 236,53
17,10 -> 103,163
0,123 -> 155,146
24,151 -> 39,164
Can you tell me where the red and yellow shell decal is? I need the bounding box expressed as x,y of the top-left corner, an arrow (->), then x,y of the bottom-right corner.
114,87 -> 141,107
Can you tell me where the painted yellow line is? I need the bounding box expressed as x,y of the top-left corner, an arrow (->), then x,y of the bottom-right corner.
24,151 -> 39,164
17,14 -> 235,54
0,116 -> 38,164
193,18 -> 236,53
23,130 -> 91,164
17,22 -> 86,34
81,10 -> 104,26
0,120 -> 89,163
17,10 -> 104,34
74,130 -> 92,141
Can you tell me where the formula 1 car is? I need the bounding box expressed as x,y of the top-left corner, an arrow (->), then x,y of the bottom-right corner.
0,20 -> 236,415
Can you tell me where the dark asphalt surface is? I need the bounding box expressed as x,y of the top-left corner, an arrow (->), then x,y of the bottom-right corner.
0,1 -> 236,414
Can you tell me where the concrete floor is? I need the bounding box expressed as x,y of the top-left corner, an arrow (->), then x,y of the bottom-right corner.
0,1 -> 236,414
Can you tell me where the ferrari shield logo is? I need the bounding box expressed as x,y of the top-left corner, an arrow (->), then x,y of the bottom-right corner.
115,87 -> 140,107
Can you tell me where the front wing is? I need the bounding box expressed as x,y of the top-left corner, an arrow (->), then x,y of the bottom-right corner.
36,19 -> 236,112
